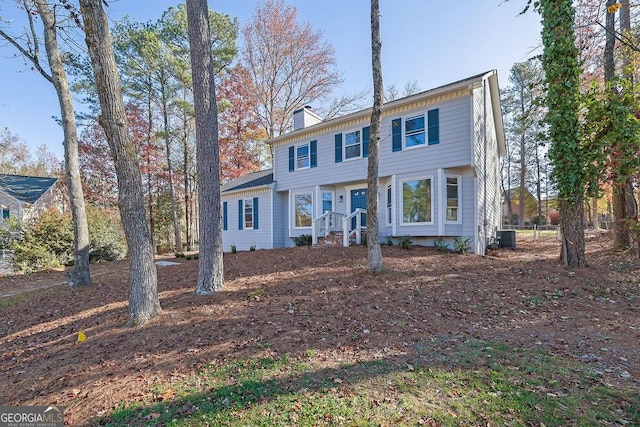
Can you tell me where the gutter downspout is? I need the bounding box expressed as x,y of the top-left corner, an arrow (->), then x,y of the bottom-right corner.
482,76 -> 488,257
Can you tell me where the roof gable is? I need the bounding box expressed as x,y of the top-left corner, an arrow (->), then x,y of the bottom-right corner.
0,174 -> 59,204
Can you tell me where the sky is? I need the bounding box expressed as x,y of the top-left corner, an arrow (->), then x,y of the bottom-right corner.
0,0 -> 542,160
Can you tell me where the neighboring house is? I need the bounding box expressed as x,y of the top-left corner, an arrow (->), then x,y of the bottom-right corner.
502,187 -> 539,224
221,71 -> 505,255
0,174 -> 63,224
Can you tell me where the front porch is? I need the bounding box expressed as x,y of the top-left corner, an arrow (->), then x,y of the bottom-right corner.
312,209 -> 366,247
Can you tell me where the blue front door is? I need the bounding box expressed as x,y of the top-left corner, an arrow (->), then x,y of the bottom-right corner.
350,189 -> 367,229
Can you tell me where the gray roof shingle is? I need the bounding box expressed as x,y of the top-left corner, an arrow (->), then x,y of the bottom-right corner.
221,169 -> 273,193
0,174 -> 58,204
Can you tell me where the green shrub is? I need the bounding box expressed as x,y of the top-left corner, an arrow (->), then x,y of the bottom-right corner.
249,244 -> 256,251
453,236 -> 472,254
433,237 -> 449,252
386,236 -> 394,246
293,234 -> 312,246
231,243 -> 237,254
86,206 -> 126,262
6,207 -> 126,273
398,235 -> 412,250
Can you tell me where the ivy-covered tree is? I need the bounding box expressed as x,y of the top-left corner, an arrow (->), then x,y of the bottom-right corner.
537,0 -> 587,266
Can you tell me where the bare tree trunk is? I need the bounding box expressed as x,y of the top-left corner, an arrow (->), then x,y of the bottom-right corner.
518,135 -> 526,227
79,0 -> 160,325
182,121 -> 191,251
187,0 -> 224,294
160,82 -> 183,253
34,0 -> 91,287
366,0 -> 383,273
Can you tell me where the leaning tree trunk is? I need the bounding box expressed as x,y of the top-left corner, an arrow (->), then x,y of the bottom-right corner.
187,0 -> 224,294
35,0 -> 91,287
79,0 -> 160,325
367,0 -> 383,273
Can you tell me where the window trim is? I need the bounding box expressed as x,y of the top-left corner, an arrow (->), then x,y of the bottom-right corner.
400,108 -> 439,150
293,191 -> 313,229
343,128 -> 362,161
322,191 -> 334,214
295,142 -> 310,171
386,184 -> 392,226
400,176 -> 434,226
404,113 -> 426,149
445,174 -> 462,224
243,198 -> 254,230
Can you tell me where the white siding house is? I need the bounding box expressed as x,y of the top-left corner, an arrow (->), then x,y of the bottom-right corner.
221,71 -> 505,255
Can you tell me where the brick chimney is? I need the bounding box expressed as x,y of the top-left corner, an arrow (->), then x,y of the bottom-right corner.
293,106 -> 322,130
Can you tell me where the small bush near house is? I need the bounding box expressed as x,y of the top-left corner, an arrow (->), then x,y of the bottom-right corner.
249,244 -> 257,251
293,234 -> 312,246
433,237 -> 449,252
398,235 -> 412,250
231,243 -> 237,254
386,236 -> 394,246
453,236 -> 472,254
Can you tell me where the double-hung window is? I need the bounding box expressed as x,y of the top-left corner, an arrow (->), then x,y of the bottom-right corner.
405,114 -> 425,148
446,176 -> 460,222
244,199 -> 254,229
294,193 -> 313,228
289,140 -> 317,171
344,129 -> 361,160
296,144 -> 310,170
392,108 -> 439,152
1,206 -> 8,219
238,197 -> 259,230
401,178 -> 432,224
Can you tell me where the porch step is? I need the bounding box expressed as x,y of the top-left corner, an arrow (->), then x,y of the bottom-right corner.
318,231 -> 343,247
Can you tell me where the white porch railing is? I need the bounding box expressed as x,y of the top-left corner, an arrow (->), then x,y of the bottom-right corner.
312,211 -> 345,245
342,208 -> 366,247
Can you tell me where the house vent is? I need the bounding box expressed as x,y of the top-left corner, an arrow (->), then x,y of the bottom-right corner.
293,106 -> 322,130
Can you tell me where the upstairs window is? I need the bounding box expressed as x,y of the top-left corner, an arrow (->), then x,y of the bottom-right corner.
392,108 -> 439,152
344,130 -> 361,160
289,140 -> 317,171
405,114 -> 425,148
296,144 -> 310,170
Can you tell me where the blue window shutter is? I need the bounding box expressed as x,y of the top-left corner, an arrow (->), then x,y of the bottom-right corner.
223,201 -> 228,231
362,126 -> 370,158
310,140 -> 317,168
253,197 -> 259,229
428,108 -> 439,145
288,146 -> 295,172
392,118 -> 402,152
334,134 -> 343,163
238,199 -> 243,230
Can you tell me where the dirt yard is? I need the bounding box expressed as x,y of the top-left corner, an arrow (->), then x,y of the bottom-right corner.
0,231 -> 638,425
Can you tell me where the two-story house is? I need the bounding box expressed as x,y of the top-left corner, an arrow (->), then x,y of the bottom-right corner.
220,71 -> 505,255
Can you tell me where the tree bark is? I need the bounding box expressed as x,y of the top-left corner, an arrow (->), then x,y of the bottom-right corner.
79,0 -> 160,325
160,84 -> 183,253
186,0 -> 224,294
367,0 -> 383,273
33,0 -> 92,287
559,197 -> 587,267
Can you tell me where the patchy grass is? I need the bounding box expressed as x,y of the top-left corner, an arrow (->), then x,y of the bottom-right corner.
96,338 -> 639,426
